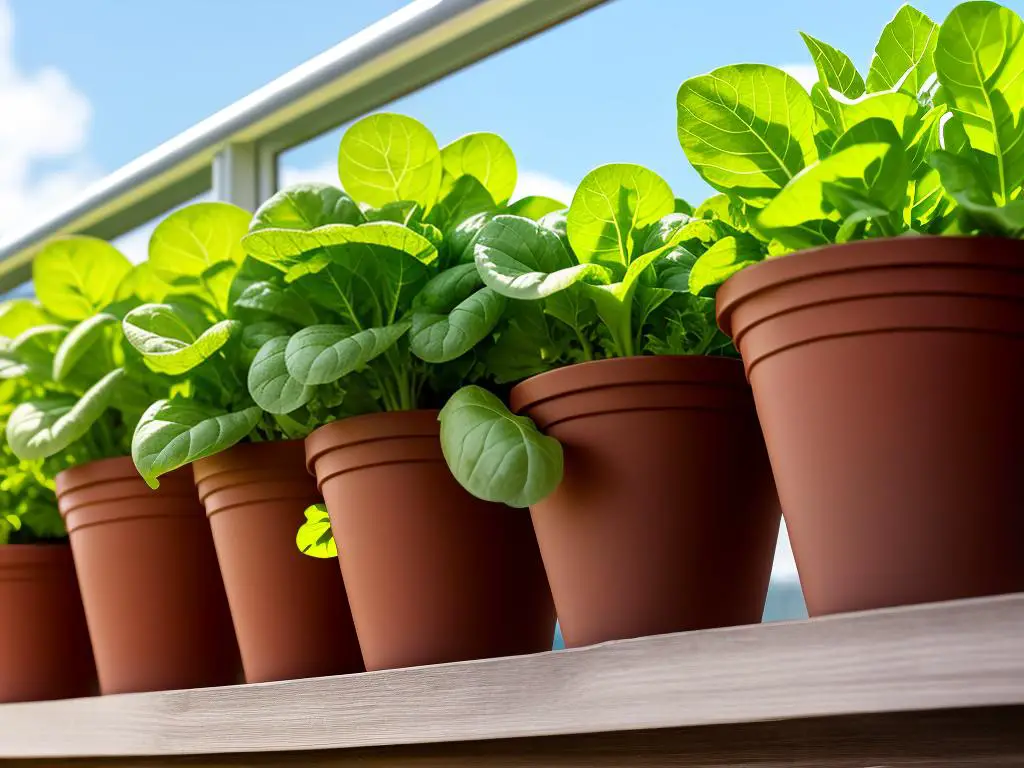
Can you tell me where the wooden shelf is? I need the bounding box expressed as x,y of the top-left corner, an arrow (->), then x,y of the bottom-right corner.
0,593 -> 1022,767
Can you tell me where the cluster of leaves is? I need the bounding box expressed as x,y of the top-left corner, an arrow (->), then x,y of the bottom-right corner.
675,0 -> 1024,294
0,240 -> 169,471
124,202 -> 315,488
236,114 -> 575,433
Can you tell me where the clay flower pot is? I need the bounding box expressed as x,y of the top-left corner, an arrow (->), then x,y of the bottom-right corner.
717,236 -> 1024,616
56,457 -> 241,694
0,544 -> 96,702
194,440 -> 363,683
511,355 -> 781,648
306,410 -> 555,671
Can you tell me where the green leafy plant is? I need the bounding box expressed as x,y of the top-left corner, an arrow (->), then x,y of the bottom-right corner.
673,1 -> 1024,295
236,114 -> 572,555
439,164 -> 748,508
1,238 -> 167,466
124,202 -> 312,488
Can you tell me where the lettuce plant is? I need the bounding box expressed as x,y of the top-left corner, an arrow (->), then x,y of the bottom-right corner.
123,202 -> 319,488
438,166 -> 748,508
1,239 -> 167,465
675,0 -> 1024,294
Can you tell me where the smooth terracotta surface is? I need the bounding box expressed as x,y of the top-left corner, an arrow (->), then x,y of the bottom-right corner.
717,236 -> 1024,616
57,457 -> 240,694
511,356 -> 781,649
194,441 -> 363,683
307,411 -> 555,671
0,544 -> 96,702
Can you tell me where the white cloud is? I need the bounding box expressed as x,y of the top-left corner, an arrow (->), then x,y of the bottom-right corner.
0,0 -> 99,240
278,161 -> 339,189
514,170 -> 574,205
779,63 -> 819,91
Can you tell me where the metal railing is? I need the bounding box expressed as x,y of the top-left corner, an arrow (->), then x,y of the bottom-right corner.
0,0 -> 612,293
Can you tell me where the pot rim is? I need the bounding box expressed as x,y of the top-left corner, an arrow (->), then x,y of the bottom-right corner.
304,410 -> 441,475
509,355 -> 746,414
192,439 -> 307,484
716,235 -> 1024,339
0,542 -> 72,564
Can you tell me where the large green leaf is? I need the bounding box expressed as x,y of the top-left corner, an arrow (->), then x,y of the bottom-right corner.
0,300 -> 50,339
566,164 -> 675,268
2,324 -> 68,380
440,132 -> 517,205
830,90 -> 923,137
866,5 -> 939,94
429,175 -> 497,234
688,237 -> 765,295
337,113 -> 443,209
800,32 -> 865,97
114,262 -> 167,304
410,287 -> 506,364
413,263 -> 482,313
242,221 -> 438,277
6,368 -> 125,461
249,183 -> 364,232
247,336 -> 315,414
123,303 -> 239,375
233,280 -> 318,326
507,196 -> 566,221
438,385 -> 563,508
677,64 -> 817,205
32,237 -> 132,321
52,313 -> 118,382
758,142 -> 899,248
149,202 -> 251,284
474,215 -> 610,300
296,503 -> 337,558
284,322 -> 410,386
935,1 -> 1024,201
131,398 -> 261,489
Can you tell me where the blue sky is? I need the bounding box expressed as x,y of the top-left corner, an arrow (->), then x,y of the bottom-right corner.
0,0 -> 977,591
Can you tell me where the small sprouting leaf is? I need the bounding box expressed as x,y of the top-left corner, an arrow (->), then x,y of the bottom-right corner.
52,313 -> 118,382
474,215 -> 610,300
934,1 -> 1024,202
438,386 -> 563,508
800,32 -> 865,98
337,113 -> 443,209
247,336 -> 315,414
566,164 -> 674,268
688,236 -> 766,295
677,64 -> 817,205
410,287 -> 506,363
6,368 -> 125,461
866,5 -> 939,94
123,303 -> 239,375
149,202 -> 251,285
296,503 -> 337,558
284,322 -> 410,386
507,196 -> 566,221
440,132 -> 518,205
131,398 -> 262,489
249,183 -> 365,233
32,237 -> 133,321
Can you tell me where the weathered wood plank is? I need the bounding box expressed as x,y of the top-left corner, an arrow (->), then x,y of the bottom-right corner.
0,594 -> 1020,760
4,708 -> 1022,767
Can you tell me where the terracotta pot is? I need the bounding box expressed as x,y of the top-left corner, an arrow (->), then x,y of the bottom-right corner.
306,411 -> 555,671
56,457 -> 240,694
0,544 -> 96,702
717,236 -> 1024,616
194,440 -> 363,683
511,356 -> 780,648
